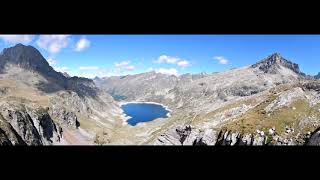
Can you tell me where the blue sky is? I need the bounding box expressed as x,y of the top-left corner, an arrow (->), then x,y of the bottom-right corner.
0,35 -> 319,78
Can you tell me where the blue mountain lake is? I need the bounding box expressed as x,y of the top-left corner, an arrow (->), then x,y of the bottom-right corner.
121,103 -> 170,126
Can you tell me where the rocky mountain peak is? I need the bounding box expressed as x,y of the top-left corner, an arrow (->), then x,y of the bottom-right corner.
2,43 -> 44,61
252,53 -> 304,76
93,76 -> 101,81
0,43 -> 51,73
269,52 -> 282,61
0,44 -> 98,97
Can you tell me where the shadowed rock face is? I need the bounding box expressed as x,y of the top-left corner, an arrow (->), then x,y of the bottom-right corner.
303,80 -> 320,91
0,128 -> 13,145
0,102 -> 62,145
0,116 -> 26,145
0,44 -> 50,71
306,127 -> 320,145
315,72 -> 320,79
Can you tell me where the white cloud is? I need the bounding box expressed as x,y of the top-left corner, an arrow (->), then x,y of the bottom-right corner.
147,67 -> 154,72
177,60 -> 190,68
114,61 -> 135,71
74,65 -> 137,78
76,72 -> 98,79
114,61 -> 130,67
154,55 -> 190,69
156,68 -> 178,76
75,67 -> 111,78
54,66 -> 69,73
0,35 -> 34,44
47,57 -> 57,65
36,35 -> 70,54
75,37 -> 90,51
124,65 -> 135,71
155,55 -> 180,64
79,66 -> 99,70
214,56 -> 229,64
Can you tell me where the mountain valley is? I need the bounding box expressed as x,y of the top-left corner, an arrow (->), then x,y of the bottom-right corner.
1,44 -> 320,146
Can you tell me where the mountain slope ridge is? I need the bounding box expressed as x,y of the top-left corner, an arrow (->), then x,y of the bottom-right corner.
0,44 -> 123,145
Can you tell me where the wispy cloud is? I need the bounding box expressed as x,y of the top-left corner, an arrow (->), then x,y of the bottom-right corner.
47,57 -> 57,65
115,61 -> 130,67
155,68 -> 178,76
36,35 -> 70,55
154,55 -> 191,68
147,67 -> 154,72
0,35 -> 34,44
79,66 -> 99,70
76,66 -> 111,78
124,65 -> 135,71
75,37 -> 90,51
214,56 -> 229,64
53,66 -> 69,73
114,61 -> 135,71
155,55 -> 180,64
177,60 -> 190,68
71,61 -> 136,78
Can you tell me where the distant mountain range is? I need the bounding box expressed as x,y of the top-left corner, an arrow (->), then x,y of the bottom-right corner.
1,44 -> 320,145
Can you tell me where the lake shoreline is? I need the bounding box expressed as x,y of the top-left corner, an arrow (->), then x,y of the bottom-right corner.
119,101 -> 172,118
119,101 -> 172,126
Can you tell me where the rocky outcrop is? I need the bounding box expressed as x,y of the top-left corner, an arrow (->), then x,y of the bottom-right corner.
0,87 -> 9,96
0,128 -> 13,145
303,80 -> 320,92
215,128 -> 302,146
217,84 -> 264,98
154,125 -> 217,145
155,124 -> 316,146
49,104 -> 79,129
176,125 -> 192,143
0,116 -> 26,145
305,127 -> 320,145
27,108 -> 62,144
0,102 -> 61,145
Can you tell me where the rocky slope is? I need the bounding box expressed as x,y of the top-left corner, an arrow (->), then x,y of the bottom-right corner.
95,71 -> 179,102
0,100 -> 62,145
0,44 -> 123,145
